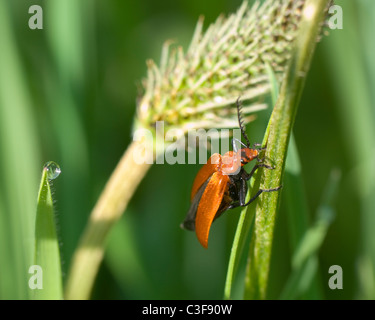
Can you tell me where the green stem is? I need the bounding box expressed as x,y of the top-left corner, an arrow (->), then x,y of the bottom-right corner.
244,0 -> 331,300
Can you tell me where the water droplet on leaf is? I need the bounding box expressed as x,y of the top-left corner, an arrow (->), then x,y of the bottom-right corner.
44,161 -> 61,180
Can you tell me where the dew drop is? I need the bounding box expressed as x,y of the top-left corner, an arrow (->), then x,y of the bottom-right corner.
44,161 -> 61,180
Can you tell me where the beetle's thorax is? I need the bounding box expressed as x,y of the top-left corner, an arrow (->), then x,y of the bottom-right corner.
215,148 -> 257,175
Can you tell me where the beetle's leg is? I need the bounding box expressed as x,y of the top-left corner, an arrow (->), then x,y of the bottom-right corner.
228,175 -> 248,208
229,183 -> 282,208
238,176 -> 248,206
242,185 -> 282,207
242,163 -> 275,181
229,181 -> 282,208
256,156 -> 268,163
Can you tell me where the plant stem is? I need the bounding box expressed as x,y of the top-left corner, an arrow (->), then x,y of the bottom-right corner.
244,0 -> 331,300
65,140 -> 152,300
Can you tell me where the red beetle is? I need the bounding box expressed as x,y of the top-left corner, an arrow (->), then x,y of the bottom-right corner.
181,98 -> 281,248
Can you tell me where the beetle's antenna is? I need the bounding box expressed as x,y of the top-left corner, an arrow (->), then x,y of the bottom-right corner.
236,97 -> 251,147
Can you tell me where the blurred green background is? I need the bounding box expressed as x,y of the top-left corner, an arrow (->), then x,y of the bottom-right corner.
0,0 -> 374,300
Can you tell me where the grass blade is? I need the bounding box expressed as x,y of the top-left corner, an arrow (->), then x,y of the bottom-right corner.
244,0 -> 332,299
33,164 -> 63,300
268,62 -> 322,298
224,63 -> 279,300
0,1 -> 41,299
224,191 -> 255,300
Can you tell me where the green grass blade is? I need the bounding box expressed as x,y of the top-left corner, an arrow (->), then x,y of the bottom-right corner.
224,191 -> 254,300
0,1 -> 41,299
33,165 -> 63,300
268,61 -> 321,299
244,0 -> 332,299
224,63 -> 279,300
